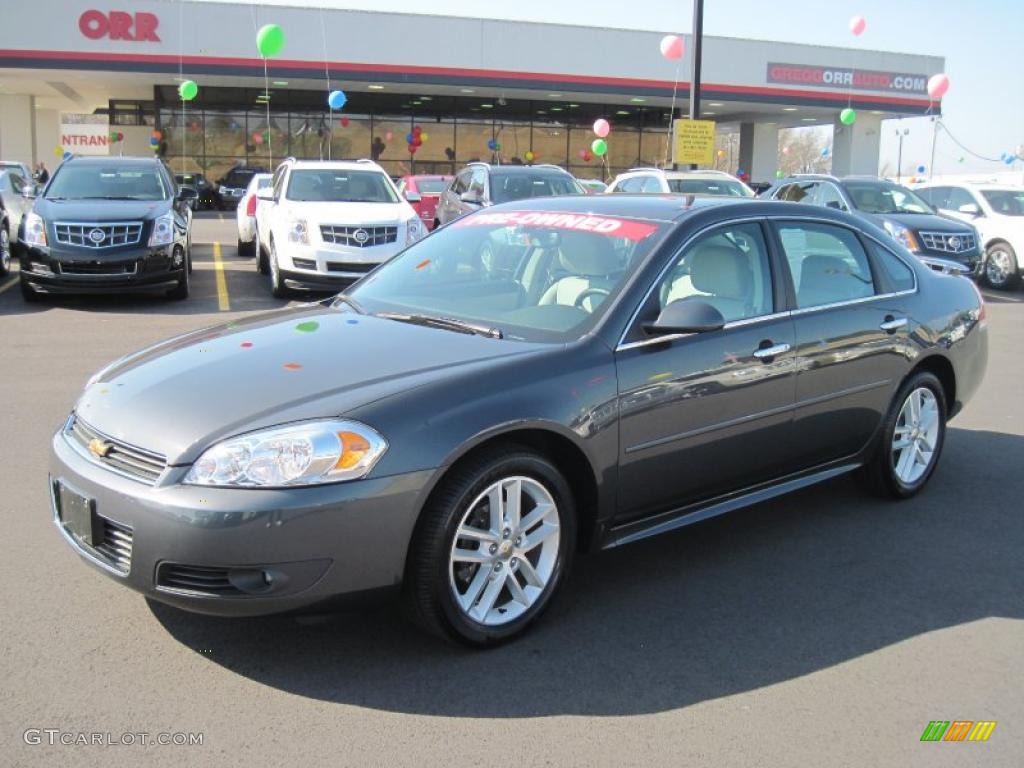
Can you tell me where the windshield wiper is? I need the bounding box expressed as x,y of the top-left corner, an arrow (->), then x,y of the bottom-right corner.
375,311 -> 503,339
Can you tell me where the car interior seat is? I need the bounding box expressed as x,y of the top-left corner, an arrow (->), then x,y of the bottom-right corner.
662,244 -> 754,322
538,232 -> 621,312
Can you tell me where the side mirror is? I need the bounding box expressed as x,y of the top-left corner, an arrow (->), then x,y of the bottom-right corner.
22,185 -> 37,199
460,190 -> 482,205
958,202 -> 982,217
405,191 -> 422,203
176,186 -> 198,201
643,299 -> 725,335
256,188 -> 275,202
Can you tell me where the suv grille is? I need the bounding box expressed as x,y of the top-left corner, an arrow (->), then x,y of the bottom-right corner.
54,222 -> 144,249
157,564 -> 244,596
326,261 -> 375,274
59,261 -> 138,276
919,231 -> 976,254
67,416 -> 167,485
320,225 -> 397,248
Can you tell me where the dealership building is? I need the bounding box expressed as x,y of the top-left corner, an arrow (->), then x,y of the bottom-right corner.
0,1 -> 944,183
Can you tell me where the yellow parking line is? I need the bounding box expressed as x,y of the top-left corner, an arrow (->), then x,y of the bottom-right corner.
212,241 -> 231,311
0,276 -> 17,294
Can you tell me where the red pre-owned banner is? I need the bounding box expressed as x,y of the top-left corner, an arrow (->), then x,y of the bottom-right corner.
453,211 -> 660,241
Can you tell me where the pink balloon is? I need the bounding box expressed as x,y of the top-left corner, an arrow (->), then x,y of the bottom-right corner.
577,148 -> 587,160
660,35 -> 684,61
927,73 -> 950,99
849,16 -> 866,36
593,118 -> 610,138
385,131 -> 394,141
252,132 -> 264,145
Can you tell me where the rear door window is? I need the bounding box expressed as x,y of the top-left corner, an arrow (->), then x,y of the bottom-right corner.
775,222 -> 876,308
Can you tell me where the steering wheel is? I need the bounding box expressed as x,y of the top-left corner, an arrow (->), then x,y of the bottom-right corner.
574,287 -> 611,310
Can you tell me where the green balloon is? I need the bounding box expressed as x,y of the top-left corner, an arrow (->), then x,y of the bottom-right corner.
775,170 -> 784,179
178,80 -> 198,101
840,107 -> 857,125
257,24 -> 285,58
591,138 -> 608,157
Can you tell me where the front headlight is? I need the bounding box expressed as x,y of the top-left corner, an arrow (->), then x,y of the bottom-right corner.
148,212 -> 174,247
288,217 -> 309,245
882,219 -> 920,252
183,419 -> 387,488
24,212 -> 47,247
405,216 -> 425,245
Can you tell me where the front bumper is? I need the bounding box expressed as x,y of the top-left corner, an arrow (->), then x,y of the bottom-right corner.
20,244 -> 184,294
277,240 -> 403,286
50,425 -> 433,616
917,249 -> 984,277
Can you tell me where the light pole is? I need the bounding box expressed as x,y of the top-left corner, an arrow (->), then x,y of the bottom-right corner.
895,127 -> 909,182
687,0 -> 704,170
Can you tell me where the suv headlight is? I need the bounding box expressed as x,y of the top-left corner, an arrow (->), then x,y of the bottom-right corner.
882,219 -> 920,252
288,217 -> 309,245
24,212 -> 47,247
184,419 -> 387,488
148,212 -> 175,247
405,216 -> 425,245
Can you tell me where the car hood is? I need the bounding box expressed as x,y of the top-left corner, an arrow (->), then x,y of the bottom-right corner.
289,201 -> 413,225
860,211 -> 974,233
74,305 -> 545,464
34,197 -> 170,221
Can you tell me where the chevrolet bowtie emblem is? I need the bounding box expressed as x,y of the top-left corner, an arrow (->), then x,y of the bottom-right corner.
88,438 -> 113,458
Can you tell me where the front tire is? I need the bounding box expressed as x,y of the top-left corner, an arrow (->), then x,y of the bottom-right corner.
268,239 -> 287,298
985,241 -> 1020,290
166,248 -> 190,300
20,273 -> 41,302
0,225 -> 10,276
404,447 -> 576,646
862,371 -> 947,498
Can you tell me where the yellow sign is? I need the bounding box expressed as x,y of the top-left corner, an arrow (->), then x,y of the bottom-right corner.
672,119 -> 716,166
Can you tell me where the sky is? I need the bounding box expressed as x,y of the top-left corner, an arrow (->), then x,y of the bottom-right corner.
195,0 -> 1023,175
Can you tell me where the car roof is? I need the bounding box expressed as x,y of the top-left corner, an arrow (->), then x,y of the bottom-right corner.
482,193 -> 784,221
287,160 -> 386,172
485,165 -> 573,175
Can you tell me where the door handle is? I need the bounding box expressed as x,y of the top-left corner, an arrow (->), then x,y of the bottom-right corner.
753,342 -> 791,360
879,316 -> 908,333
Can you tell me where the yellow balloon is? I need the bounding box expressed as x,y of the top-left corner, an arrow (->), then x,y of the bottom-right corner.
53,145 -> 64,158
420,132 -> 429,142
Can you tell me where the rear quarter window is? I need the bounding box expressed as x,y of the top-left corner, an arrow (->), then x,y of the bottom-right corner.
866,240 -> 916,292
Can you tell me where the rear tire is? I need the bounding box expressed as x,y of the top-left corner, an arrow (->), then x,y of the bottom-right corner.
237,237 -> 254,258
403,446 -> 576,646
984,241 -> 1020,290
862,371 -> 947,499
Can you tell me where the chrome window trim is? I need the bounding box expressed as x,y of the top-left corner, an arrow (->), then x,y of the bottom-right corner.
616,213 -> 921,351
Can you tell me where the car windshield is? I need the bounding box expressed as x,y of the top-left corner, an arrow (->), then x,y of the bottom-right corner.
845,182 -> 933,214
981,189 -> 1024,216
490,174 -> 584,204
175,174 -> 203,185
345,208 -> 670,343
286,170 -> 399,203
415,179 -> 449,194
46,165 -> 169,201
222,170 -> 256,188
667,178 -> 753,197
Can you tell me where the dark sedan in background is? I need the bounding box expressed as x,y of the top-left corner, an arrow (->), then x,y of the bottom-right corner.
19,156 -> 196,301
763,175 -> 984,276
50,195 -> 987,646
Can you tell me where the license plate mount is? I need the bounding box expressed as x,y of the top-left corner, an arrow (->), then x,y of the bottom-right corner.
56,481 -> 101,547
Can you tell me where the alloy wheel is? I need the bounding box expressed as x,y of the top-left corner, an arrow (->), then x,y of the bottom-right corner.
891,387 -> 941,485
0,228 -> 10,274
985,246 -> 1016,288
448,476 -> 561,626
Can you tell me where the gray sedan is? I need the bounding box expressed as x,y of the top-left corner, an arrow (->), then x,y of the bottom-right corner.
50,196 -> 987,646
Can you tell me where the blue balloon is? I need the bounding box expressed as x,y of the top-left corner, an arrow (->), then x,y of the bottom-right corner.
821,147 -> 830,157
149,137 -> 159,146
917,164 -> 926,173
487,138 -> 498,151
1006,156 -> 1016,165
405,132 -> 414,144
328,90 -> 347,110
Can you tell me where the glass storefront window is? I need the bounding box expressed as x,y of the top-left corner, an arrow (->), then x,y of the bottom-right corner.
530,121 -> 568,169
456,118 -> 495,164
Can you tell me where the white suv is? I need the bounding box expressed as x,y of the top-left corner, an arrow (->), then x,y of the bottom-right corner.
914,181 -> 1024,290
255,158 -> 426,296
606,168 -> 755,197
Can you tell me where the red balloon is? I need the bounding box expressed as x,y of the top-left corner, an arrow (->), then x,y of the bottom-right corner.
408,144 -> 417,154
583,150 -> 593,162
340,116 -> 350,127
413,125 -> 423,135
412,136 -> 422,147
252,132 -> 264,145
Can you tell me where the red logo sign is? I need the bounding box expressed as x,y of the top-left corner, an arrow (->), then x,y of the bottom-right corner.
79,10 -> 160,42
453,211 -> 660,242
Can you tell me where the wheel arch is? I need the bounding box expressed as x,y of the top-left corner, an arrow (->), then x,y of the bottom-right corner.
908,354 -> 956,417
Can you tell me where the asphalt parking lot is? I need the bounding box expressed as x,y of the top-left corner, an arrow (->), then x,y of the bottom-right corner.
1,213 -> 1021,767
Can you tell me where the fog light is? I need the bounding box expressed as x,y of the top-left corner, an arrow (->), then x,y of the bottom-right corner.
30,262 -> 53,275
171,251 -> 184,267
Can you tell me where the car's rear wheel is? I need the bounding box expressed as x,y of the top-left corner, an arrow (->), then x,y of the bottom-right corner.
268,239 -> 287,298
0,225 -> 10,276
237,237 -> 254,258
863,371 -> 946,498
985,241 -> 1020,290
404,447 -> 575,646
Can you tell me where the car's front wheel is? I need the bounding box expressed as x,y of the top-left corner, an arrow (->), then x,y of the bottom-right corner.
404,447 -> 575,646
985,241 -> 1020,290
0,225 -> 10,276
863,371 -> 947,498
166,247 -> 190,300
268,239 -> 287,298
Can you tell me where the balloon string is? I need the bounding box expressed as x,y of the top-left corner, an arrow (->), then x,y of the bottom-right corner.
664,57 -> 682,168
320,5 -> 331,160
264,58 -> 272,168
178,0 -> 185,173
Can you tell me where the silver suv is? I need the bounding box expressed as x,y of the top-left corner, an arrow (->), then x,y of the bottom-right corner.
606,168 -> 754,197
435,163 -> 584,227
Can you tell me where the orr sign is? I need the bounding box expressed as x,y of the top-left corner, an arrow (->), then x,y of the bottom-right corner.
79,10 -> 160,42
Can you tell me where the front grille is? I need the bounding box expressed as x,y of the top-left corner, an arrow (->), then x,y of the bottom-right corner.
68,416 -> 167,485
157,563 -> 244,596
919,231 -> 976,254
291,257 -> 316,270
326,261 -> 375,274
54,222 -> 143,249
93,518 -> 133,573
59,261 -> 137,276
320,225 -> 397,248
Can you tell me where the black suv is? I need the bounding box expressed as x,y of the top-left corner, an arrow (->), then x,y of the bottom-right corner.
174,172 -> 215,210
435,163 -> 584,227
19,156 -> 196,301
215,166 -> 266,209
763,175 -> 983,275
